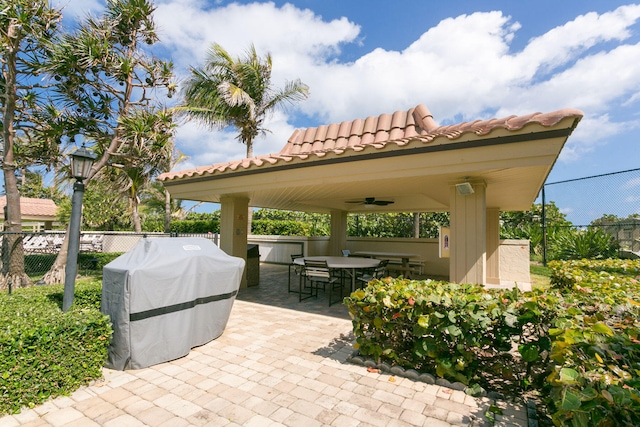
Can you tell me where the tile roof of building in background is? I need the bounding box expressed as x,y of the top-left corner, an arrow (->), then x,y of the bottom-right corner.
0,196 -> 58,218
158,104 -> 584,182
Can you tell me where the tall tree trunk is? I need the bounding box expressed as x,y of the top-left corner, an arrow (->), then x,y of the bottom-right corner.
0,171 -> 31,289
132,197 -> 142,233
246,142 -> 253,235
0,23 -> 31,290
413,212 -> 420,238
42,224 -> 70,285
164,188 -> 171,233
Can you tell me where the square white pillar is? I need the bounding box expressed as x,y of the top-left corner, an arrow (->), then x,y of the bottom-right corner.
329,210 -> 348,256
449,181 -> 487,285
486,208 -> 501,284
220,196 -> 249,288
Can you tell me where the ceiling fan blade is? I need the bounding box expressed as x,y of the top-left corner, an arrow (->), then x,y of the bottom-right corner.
346,197 -> 394,206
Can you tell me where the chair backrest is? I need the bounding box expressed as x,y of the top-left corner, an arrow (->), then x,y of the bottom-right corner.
341,249 -> 351,257
374,259 -> 389,277
290,254 -> 303,262
304,259 -> 331,280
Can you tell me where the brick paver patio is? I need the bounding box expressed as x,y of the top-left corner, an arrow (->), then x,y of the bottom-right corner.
0,264 -> 529,426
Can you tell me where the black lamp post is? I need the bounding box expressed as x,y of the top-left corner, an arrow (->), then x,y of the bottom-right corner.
62,144 -> 96,312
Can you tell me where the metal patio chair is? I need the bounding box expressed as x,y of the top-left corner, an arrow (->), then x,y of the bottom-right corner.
356,259 -> 389,288
302,259 -> 344,305
288,254 -> 304,293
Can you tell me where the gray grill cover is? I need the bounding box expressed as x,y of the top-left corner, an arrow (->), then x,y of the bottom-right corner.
101,237 -> 245,370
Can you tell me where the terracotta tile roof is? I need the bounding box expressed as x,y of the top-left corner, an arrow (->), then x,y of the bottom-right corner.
0,196 -> 58,218
158,104 -> 583,182
281,104 -> 438,155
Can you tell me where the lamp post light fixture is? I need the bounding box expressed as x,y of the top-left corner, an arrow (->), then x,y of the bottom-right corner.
62,143 -> 96,312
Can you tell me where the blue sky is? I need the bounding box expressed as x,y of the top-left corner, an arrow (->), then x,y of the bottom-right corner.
48,1 -> 640,223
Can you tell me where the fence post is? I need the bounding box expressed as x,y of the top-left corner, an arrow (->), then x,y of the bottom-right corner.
542,186 -> 547,267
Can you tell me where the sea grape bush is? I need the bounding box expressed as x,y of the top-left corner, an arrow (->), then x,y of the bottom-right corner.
345,278 -> 556,389
547,259 -> 640,426
344,259 -> 640,426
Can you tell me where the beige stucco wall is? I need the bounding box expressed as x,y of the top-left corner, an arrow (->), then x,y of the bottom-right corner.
247,235 -> 330,260
346,237 -> 448,277
498,239 -> 531,285
249,235 -> 530,287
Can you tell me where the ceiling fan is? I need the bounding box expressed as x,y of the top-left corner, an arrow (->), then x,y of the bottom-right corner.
346,197 -> 394,206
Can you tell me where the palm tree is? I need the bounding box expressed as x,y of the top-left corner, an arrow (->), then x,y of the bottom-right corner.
41,0 -> 175,284
179,43 -> 309,158
109,108 -> 176,232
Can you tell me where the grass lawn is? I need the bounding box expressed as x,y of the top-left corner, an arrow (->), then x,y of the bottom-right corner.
530,263 -> 551,290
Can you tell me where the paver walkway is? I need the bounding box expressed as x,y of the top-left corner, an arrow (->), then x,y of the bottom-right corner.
0,264 -> 529,427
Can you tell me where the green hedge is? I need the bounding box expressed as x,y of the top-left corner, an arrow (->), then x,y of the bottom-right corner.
345,259 -> 640,426
24,252 -> 123,276
77,252 -> 123,272
0,279 -> 112,415
170,219 -> 220,233
251,219 -> 312,236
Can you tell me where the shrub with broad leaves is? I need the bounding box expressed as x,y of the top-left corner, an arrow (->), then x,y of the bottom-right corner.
344,259 -> 640,426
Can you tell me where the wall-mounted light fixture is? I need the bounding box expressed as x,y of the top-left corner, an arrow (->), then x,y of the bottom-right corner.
455,182 -> 475,195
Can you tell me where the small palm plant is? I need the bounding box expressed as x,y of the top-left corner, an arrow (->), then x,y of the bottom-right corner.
550,227 -> 619,260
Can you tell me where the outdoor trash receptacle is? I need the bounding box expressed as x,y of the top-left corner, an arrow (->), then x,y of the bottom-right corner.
101,237 -> 245,370
246,244 -> 260,287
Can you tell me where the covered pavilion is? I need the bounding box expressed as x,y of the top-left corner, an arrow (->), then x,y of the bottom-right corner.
158,104 -> 583,287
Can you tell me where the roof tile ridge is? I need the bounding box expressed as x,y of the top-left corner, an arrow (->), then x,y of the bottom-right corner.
302,126 -> 318,144
529,108 -> 584,126
326,123 -> 339,143
390,109 -> 407,129
413,104 -> 439,133
287,128 -> 302,144
362,115 -> 378,135
374,113 -> 392,142
337,120 -> 352,139
403,108 -> 420,137
503,113 -> 539,130
349,118 -> 365,137
315,124 -> 329,142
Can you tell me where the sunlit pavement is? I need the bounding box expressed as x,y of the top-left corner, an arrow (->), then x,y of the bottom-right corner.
0,264 -> 529,427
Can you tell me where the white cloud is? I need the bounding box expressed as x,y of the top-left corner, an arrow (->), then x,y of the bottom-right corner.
559,206 -> 575,216
557,114 -> 621,162
48,2 -> 640,172
173,111 -> 298,171
517,5 -> 640,77
299,5 -> 640,125
51,0 -> 103,20
154,1 -> 360,77
623,177 -> 640,190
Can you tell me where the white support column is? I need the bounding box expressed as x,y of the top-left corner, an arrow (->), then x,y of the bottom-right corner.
220,195 -> 249,288
329,210 -> 348,256
449,181 -> 487,285
486,208 -> 501,285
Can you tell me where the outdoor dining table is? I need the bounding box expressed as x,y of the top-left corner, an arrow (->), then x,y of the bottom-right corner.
352,251 -> 421,277
293,255 -> 381,293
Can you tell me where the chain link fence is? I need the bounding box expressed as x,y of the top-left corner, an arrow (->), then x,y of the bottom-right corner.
542,167 -> 640,261
3,168 -> 638,276
0,231 -> 220,280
